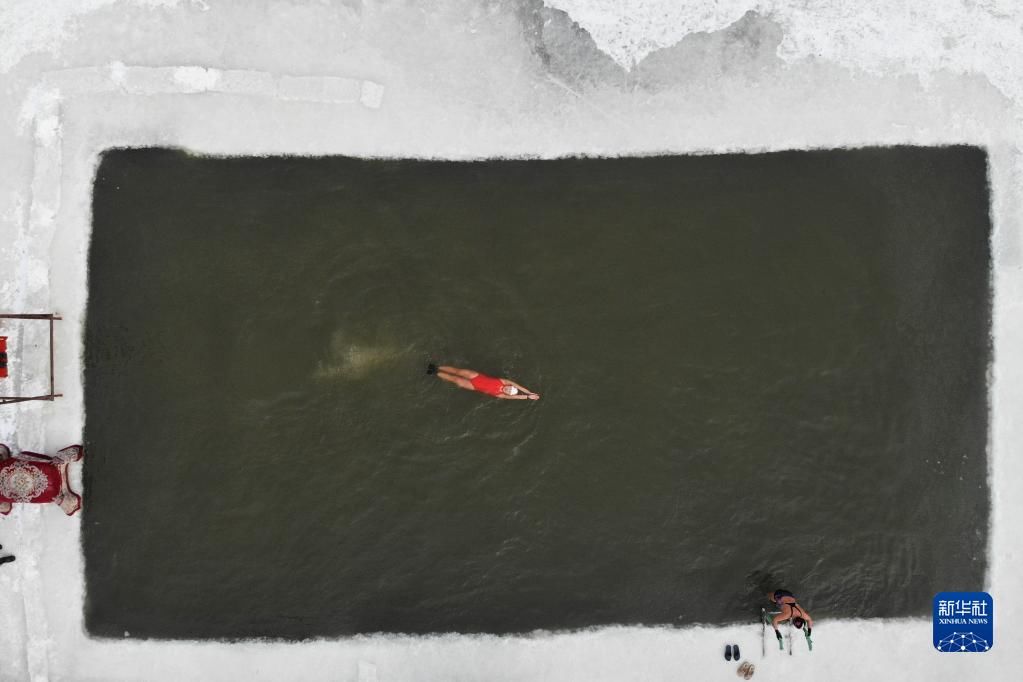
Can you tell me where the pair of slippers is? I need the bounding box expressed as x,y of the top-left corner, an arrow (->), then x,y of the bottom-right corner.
725,648 -> 754,680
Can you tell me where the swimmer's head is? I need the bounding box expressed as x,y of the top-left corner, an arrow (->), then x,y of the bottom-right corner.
792,617 -> 805,629
502,385 -> 519,396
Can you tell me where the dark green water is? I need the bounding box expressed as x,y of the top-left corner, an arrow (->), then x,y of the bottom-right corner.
84,148 -> 990,639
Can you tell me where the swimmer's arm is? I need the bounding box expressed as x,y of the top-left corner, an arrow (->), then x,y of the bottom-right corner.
504,379 -> 540,399
495,383 -> 531,400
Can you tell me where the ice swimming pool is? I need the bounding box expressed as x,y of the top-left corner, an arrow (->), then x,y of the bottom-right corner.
83,146 -> 990,639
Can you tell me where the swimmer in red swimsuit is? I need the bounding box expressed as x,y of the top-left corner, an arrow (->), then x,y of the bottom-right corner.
427,364 -> 539,400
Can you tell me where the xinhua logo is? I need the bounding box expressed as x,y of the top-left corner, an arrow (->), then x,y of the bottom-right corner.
933,592 -> 993,652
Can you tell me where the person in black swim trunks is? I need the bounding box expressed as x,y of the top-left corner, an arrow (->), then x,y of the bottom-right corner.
768,589 -> 813,641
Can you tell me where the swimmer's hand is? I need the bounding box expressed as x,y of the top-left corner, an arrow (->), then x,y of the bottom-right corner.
529,393 -> 540,400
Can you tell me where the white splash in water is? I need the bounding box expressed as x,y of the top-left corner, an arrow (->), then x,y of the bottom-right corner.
313,330 -> 407,380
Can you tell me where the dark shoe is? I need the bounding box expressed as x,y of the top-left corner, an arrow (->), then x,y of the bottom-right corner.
0,555 -> 15,566
732,644 -> 740,659
724,644 -> 732,661
426,363 -> 438,375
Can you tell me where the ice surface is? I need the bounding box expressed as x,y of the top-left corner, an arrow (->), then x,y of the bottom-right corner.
1,0 -> 1021,680
547,0 -> 1023,105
